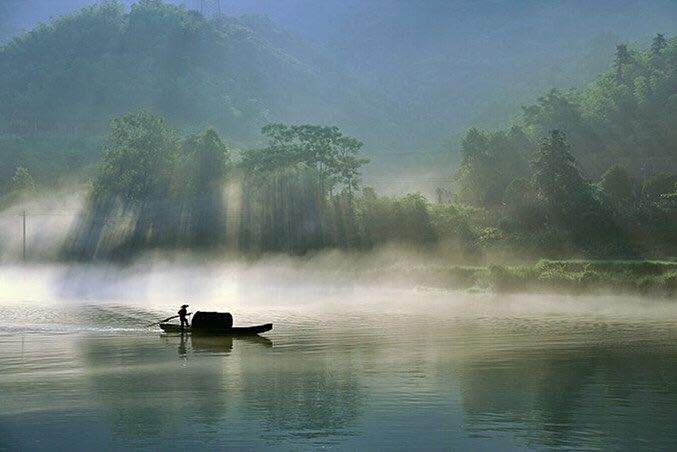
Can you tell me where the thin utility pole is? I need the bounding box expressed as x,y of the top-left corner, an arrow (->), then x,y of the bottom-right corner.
22,210 -> 26,261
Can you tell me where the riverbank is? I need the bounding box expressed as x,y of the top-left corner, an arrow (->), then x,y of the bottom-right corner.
390,259 -> 677,297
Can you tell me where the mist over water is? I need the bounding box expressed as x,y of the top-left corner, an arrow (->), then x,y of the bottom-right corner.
2,253 -> 676,317
0,255 -> 675,449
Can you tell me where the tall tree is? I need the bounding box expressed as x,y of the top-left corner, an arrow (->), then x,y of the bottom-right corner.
240,123 -> 367,253
181,128 -> 230,246
531,130 -> 627,256
244,123 -> 367,196
454,127 -> 530,207
86,111 -> 180,255
651,33 -> 668,56
641,172 -> 676,205
614,43 -> 632,82
9,166 -> 37,195
532,130 -> 584,210
598,164 -> 636,213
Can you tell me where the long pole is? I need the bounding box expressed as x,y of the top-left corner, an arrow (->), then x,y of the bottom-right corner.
146,313 -> 192,327
22,210 -> 26,261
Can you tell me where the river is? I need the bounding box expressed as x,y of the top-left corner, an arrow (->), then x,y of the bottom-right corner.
0,264 -> 676,450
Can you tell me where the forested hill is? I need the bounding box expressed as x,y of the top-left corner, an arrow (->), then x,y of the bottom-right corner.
454,34 -> 677,208
1,0 -> 676,191
0,0 -> 399,185
5,1 -> 676,139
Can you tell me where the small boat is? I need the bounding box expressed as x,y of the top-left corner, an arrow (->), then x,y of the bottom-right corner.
159,322 -> 273,336
159,311 -> 272,336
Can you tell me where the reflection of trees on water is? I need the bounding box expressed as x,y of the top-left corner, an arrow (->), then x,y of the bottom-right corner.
78,336 -> 234,446
453,323 -> 677,449
237,355 -> 364,443
78,334 -> 364,447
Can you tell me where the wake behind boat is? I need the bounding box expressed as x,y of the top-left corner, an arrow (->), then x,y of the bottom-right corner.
157,311 -> 272,336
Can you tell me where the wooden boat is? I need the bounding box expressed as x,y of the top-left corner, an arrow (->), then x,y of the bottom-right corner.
159,322 -> 273,336
158,311 -> 272,336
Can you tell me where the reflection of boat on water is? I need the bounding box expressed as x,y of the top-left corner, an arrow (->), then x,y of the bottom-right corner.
189,335 -> 232,353
191,334 -> 273,353
159,311 -> 273,336
165,332 -> 273,355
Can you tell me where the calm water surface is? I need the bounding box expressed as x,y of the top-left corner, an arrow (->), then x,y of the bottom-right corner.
1,297 -> 676,450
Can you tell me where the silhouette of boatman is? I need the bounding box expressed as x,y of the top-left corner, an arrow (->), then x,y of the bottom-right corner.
178,304 -> 190,330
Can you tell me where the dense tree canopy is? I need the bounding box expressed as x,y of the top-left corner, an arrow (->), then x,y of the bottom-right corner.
66,113 -> 373,258
451,35 -> 676,258
0,7 -> 672,261
599,165 -> 636,211
66,111 -> 232,258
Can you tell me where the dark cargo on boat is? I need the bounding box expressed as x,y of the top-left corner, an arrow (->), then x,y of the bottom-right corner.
191,312 -> 233,329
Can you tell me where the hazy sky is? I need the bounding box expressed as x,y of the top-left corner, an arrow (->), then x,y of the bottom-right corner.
2,0 -> 676,44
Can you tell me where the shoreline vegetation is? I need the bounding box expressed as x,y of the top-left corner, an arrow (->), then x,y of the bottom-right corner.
5,256 -> 676,298
395,259 -> 677,298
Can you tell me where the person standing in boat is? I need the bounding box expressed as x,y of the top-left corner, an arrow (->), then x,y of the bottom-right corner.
178,304 -> 190,330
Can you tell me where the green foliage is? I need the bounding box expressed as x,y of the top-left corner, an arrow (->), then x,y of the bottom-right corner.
0,133 -> 102,190
641,172 -> 676,204
67,111 -> 234,258
486,265 -> 529,293
502,177 -> 542,230
243,124 -> 368,193
531,130 -> 587,213
521,89 -> 597,158
180,128 -> 230,246
9,166 -> 37,195
428,203 -> 478,257
93,111 -> 179,206
1,165 -> 38,207
182,129 -> 230,196
598,164 -> 637,211
68,114 -> 375,257
452,36 -> 677,259
237,123 -> 368,253
359,259 -> 676,297
243,124 -> 367,196
501,34 -> 677,175
534,259 -> 677,276
455,126 -> 531,207
238,164 -> 329,253
69,112 -> 478,258
477,260 -> 676,296
513,131 -> 626,257
614,43 -> 633,82
353,189 -> 436,249
651,34 -> 668,56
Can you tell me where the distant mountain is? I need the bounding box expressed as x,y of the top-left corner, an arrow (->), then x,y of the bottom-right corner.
0,1 -> 411,186
1,0 -> 676,189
